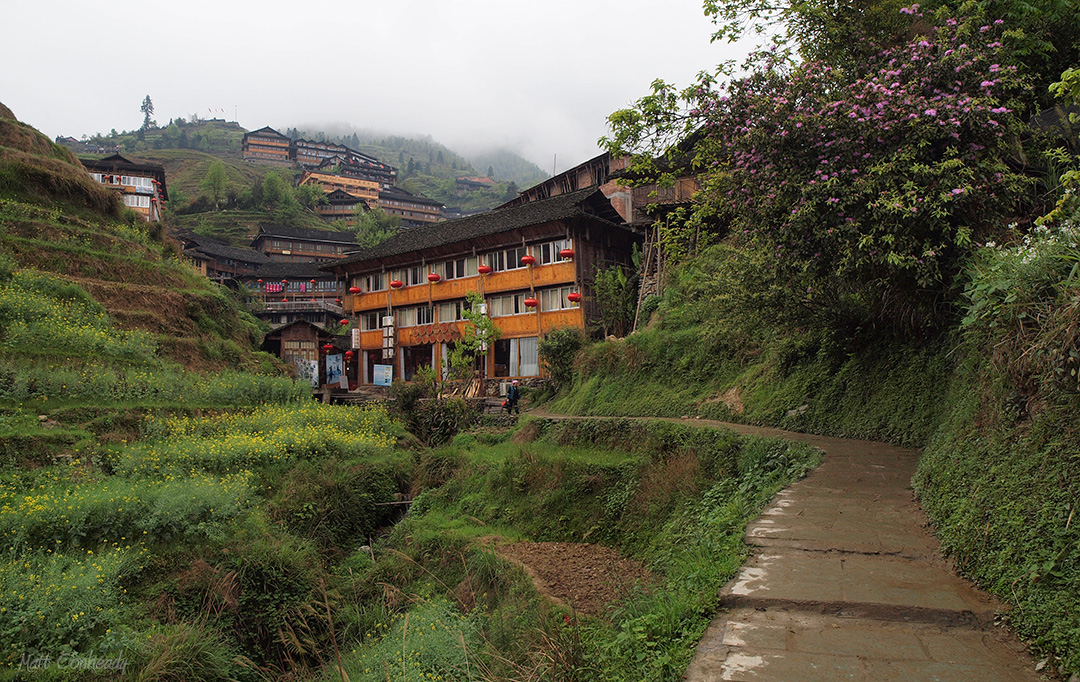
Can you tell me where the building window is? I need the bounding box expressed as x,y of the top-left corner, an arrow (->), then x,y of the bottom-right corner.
485,246 -> 528,272
539,239 -> 572,265
122,195 -> 150,208
397,305 -> 434,327
364,272 -> 386,291
493,337 -> 539,377
361,311 -> 381,331
438,300 -> 467,323
488,293 -> 527,317
439,256 -> 478,280
540,286 -> 578,312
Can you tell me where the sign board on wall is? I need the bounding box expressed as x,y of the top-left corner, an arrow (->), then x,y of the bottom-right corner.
326,354 -> 345,387
294,359 -> 318,388
373,364 -> 393,387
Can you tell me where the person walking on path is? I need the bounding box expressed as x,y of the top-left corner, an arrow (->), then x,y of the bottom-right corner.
504,380 -> 521,414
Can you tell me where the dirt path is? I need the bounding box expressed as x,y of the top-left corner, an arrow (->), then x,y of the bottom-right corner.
528,410 -> 1045,681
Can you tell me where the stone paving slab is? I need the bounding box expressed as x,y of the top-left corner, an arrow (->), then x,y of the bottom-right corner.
685,609 -> 1042,682
724,548 -> 996,619
527,412 -> 1044,681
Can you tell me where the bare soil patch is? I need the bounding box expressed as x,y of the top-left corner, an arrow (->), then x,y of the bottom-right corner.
495,541 -> 653,617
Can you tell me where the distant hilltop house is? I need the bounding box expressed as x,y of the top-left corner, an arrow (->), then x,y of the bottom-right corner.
317,189 -> 370,222
239,126 -> 292,166
379,186 -> 443,225
241,127 -> 396,186
80,154 -> 168,222
242,126 -> 443,226
455,176 -> 497,191
57,136 -> 121,155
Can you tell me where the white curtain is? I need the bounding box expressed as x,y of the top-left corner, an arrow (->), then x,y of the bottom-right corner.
518,337 -> 539,377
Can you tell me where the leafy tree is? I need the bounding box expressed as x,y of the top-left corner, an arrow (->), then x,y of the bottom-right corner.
199,161 -> 227,208
140,95 -> 155,130
260,172 -> 295,211
295,182 -> 326,209
487,165 -> 494,178
592,258 -> 638,338
447,292 -> 502,380
606,10 -> 1031,335
350,206 -> 401,248
538,327 -> 585,388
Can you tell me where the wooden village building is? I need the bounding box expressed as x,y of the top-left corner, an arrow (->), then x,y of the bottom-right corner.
378,186 -> 444,226
241,262 -> 346,328
180,236 -> 270,282
240,126 -> 292,167
322,187 -> 641,386
316,189 -> 369,223
251,225 -> 359,263
299,170 -> 381,209
80,154 -> 168,222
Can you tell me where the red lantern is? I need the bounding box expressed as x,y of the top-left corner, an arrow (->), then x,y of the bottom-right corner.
349,286 -> 362,294
427,273 -> 441,283
257,279 -> 263,284
322,343 -> 334,352
477,264 -> 492,275
340,319 -> 349,326
334,298 -> 341,304
344,350 -> 354,359
521,254 -> 536,266
568,292 -> 582,303
310,279 -> 316,284
390,279 -> 403,289
524,297 -> 538,308
560,248 -> 575,259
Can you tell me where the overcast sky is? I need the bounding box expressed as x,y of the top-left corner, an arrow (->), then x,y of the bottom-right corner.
3,0 -> 756,174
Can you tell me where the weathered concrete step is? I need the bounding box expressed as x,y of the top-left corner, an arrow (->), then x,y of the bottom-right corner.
746,489 -> 939,557
724,548 -> 998,622
685,609 -> 1042,682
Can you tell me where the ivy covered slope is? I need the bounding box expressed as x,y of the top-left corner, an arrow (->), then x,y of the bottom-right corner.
551,2 -> 1079,675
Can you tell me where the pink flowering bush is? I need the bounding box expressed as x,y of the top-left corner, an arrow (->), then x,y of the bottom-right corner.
608,10 -> 1032,334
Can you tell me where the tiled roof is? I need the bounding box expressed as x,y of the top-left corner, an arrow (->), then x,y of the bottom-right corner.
379,186 -> 444,208
185,241 -> 269,263
244,126 -> 289,140
330,187 -> 625,267
254,224 -> 359,244
249,262 -> 342,279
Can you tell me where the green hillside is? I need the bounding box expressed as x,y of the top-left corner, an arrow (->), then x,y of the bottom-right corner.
77,119 -> 549,218
284,126 -> 548,212
0,102 -> 285,377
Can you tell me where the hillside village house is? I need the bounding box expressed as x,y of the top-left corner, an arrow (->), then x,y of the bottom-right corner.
251,225 -> 359,263
299,170 -> 380,210
379,186 -> 444,226
240,126 -> 292,167
80,154 -> 168,222
322,187 -> 641,385
316,189 -> 369,223
241,262 -> 346,328
177,232 -> 269,282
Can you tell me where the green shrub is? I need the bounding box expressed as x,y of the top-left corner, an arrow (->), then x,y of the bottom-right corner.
539,326 -> 585,388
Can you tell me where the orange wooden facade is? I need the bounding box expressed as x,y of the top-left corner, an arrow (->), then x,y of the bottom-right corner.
344,259 -> 585,382
326,188 -> 641,384
300,171 -> 380,206
241,127 -> 292,166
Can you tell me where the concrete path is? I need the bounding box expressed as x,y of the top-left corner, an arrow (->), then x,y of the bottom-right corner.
528,411 -> 1045,682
